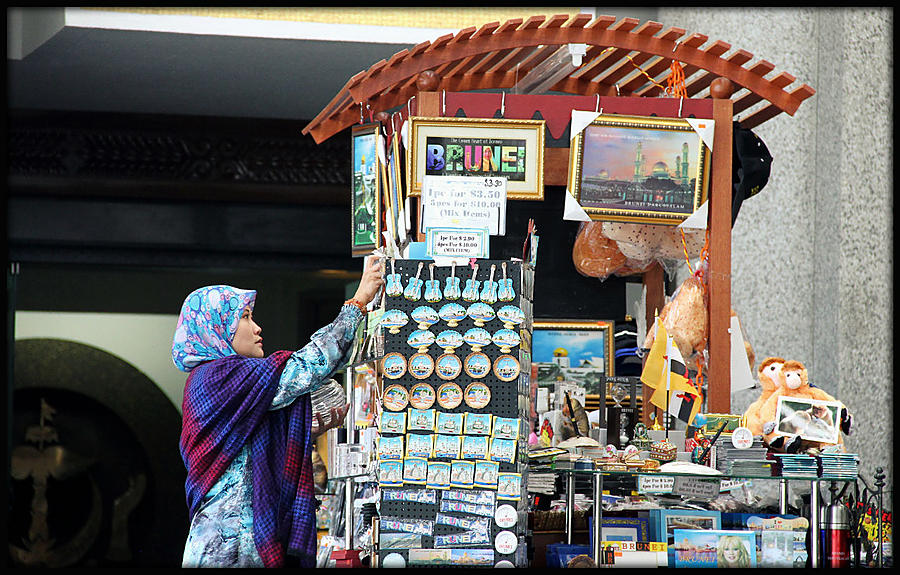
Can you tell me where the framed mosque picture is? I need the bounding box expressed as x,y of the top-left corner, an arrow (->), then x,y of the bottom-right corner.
567,114 -> 711,225
532,319 -> 614,396
406,116 -> 545,200
350,123 -> 382,256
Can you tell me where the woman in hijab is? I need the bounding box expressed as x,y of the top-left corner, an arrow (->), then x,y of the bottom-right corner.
173,256 -> 383,568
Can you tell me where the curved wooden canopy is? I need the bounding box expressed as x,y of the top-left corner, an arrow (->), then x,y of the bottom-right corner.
303,13 -> 814,143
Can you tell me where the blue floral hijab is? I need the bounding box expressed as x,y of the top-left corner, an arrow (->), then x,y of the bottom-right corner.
172,285 -> 257,372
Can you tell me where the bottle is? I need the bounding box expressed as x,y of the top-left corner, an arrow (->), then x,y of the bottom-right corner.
820,503 -> 851,568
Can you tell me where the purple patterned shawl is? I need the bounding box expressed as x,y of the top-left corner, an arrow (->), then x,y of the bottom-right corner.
180,351 -> 317,567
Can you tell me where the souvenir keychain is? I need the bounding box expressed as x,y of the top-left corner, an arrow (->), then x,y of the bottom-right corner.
385,258 -> 403,297
479,264 -> 498,304
403,261 -> 425,301
461,263 -> 480,302
443,261 -> 461,300
497,262 -> 515,302
424,262 -> 442,303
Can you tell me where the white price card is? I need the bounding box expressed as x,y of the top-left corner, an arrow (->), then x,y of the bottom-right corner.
420,175 -> 507,235
672,475 -> 721,499
637,474 -> 674,494
425,227 -> 489,259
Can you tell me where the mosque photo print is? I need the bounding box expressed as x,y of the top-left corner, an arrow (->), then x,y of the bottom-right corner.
532,319 -> 614,396
568,114 -> 711,225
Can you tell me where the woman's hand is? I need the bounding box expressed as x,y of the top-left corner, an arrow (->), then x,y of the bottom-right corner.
353,255 -> 384,305
311,403 -> 350,438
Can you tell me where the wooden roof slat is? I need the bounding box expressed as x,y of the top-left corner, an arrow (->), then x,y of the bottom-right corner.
303,13 -> 815,142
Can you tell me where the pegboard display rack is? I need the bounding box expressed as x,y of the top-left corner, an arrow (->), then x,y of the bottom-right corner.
376,258 -> 533,568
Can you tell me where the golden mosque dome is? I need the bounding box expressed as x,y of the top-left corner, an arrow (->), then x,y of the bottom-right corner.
651,161 -> 669,177
597,169 -> 610,179
553,347 -> 569,357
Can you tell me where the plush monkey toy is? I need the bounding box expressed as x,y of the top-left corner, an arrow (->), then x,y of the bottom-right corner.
742,356 -> 784,436
761,360 -> 851,452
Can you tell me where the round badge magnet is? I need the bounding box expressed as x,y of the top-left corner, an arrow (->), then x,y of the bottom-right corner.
435,352 -> 463,380
464,381 -> 491,409
464,351 -> 492,379
407,352 -> 435,379
383,384 -> 409,411
495,504 -> 518,528
494,530 -> 518,555
408,382 -> 436,410
381,352 -> 407,380
493,354 -> 521,382
731,426 -> 754,449
437,382 -> 463,409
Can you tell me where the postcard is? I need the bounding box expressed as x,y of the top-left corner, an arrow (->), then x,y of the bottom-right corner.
759,529 -> 807,568
380,531 -> 422,550
773,395 -> 843,445
407,548 -> 494,566
464,412 -> 493,435
436,411 -> 464,435
461,435 -> 489,460
449,459 -> 475,488
496,472 -> 522,501
405,433 -> 434,459
672,529 -> 757,568
407,408 -> 436,432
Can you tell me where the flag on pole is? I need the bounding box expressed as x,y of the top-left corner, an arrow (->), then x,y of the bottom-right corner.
639,318 -> 667,390
648,330 -> 702,425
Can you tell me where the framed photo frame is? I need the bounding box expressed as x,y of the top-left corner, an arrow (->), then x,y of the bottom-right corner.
532,319 -> 614,396
773,395 -> 842,445
350,123 -> 382,256
406,116 -> 545,200
589,516 -> 651,543
568,114 -> 711,225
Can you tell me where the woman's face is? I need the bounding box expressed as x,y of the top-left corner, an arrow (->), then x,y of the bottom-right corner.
721,540 -> 742,563
232,306 -> 264,358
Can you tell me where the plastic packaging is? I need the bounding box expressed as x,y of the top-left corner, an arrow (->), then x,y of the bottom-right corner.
643,261 -> 709,362
571,221 -> 627,280
311,378 -> 347,431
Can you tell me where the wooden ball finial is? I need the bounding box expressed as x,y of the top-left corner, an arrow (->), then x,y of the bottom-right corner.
416,70 -> 440,91
710,77 -> 734,99
373,111 -> 390,125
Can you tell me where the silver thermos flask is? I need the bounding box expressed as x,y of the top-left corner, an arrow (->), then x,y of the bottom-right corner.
820,503 -> 851,568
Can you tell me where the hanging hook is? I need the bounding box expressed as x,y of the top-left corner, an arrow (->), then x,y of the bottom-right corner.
408,95 -> 416,117
615,84 -> 621,97
500,92 -> 506,118
442,90 -> 446,116
595,94 -> 600,113
678,96 -> 684,118
359,102 -> 365,125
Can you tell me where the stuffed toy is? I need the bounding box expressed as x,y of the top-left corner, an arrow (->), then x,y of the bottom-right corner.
760,360 -> 852,452
742,356 -> 784,436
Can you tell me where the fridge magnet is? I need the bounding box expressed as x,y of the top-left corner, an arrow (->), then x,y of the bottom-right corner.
382,352 -> 407,380
403,456 -> 429,485
407,329 -> 435,354
493,354 -> 521,382
474,459 -> 500,489
435,353 -> 463,380
433,434 -> 462,459
435,411 -> 464,434
383,384 -> 409,411
466,301 -> 495,327
498,262 -> 516,302
495,504 -> 518,528
464,351 -> 492,378
443,261 -> 461,300
436,382 -> 463,409
410,305 -> 440,330
449,459 -> 475,488
492,416 -> 519,441
496,472 -> 522,501
407,408 -> 436,432
463,327 -> 492,352
443,488 -> 495,506
379,459 -> 404,486
438,302 -> 466,327
489,437 -> 517,464
494,530 -> 518,555
405,433 -> 435,459
408,352 -> 435,379
460,435 -> 489,460
378,435 -> 404,460
409,382 -> 436,410
463,381 -> 491,409
464,412 -> 493,436
380,410 -> 407,434
496,305 -> 525,329
436,329 -> 464,354
424,263 -> 443,303
426,460 -> 452,489
381,309 -> 409,334
403,261 -> 425,301
380,531 -> 423,550
491,328 -> 521,353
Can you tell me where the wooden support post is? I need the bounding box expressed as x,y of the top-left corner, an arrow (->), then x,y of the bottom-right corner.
414,83 -> 441,242
641,261 -> 666,425
707,80 -> 734,413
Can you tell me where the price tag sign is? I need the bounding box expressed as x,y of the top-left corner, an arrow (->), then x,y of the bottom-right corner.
421,175 -> 507,235
637,475 -> 674,494
425,227 -> 489,259
672,475 -> 721,499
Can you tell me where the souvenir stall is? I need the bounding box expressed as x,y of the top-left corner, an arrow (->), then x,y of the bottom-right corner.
303,13 -> 889,569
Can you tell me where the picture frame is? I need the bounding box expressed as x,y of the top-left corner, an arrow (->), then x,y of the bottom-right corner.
568,114 -> 711,225
406,116 -> 545,200
350,123 -> 382,256
589,516 -> 651,544
533,319 -> 614,396
773,395 -> 843,445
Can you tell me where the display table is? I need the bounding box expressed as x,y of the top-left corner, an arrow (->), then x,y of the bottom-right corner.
552,466 -> 858,567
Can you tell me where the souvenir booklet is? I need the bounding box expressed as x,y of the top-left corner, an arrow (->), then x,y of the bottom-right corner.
672,529 -> 756,568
